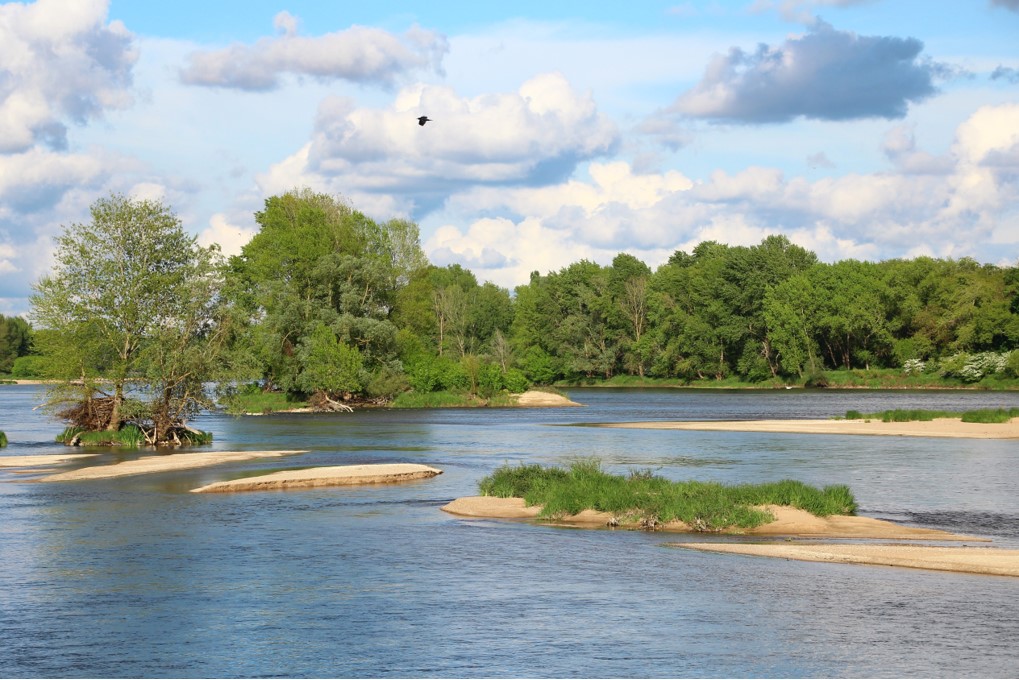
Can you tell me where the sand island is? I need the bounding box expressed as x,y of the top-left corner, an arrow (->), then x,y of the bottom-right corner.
598,417 -> 1019,439
191,463 -> 442,492
38,450 -> 308,481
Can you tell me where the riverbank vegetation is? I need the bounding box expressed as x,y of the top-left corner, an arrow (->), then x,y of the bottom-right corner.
845,407 -> 1019,423
0,431 -> 6,448
478,461 -> 857,531
11,188 -> 1019,442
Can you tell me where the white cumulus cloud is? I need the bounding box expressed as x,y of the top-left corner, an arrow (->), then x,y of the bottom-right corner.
261,73 -> 620,217
179,14 -> 448,90
0,0 -> 136,153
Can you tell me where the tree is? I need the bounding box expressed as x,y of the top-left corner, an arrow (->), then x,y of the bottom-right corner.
227,189 -> 427,397
31,193 -> 225,443
0,314 -> 32,373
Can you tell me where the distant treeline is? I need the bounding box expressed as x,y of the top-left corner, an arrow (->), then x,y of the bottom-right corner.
10,190 -> 1019,403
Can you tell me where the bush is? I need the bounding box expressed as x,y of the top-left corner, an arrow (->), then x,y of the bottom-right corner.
0,431 -> 6,447
939,352 -> 1009,383
11,355 -> 47,378
503,368 -> 530,393
901,358 -> 926,376
1006,350 -> 1019,379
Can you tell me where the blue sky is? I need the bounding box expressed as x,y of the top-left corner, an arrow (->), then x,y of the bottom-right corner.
1,0 -> 1018,316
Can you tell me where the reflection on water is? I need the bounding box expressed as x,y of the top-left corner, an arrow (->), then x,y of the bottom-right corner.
2,385 -> 1019,677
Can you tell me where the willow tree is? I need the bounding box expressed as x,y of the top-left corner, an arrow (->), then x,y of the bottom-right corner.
31,193 -> 225,444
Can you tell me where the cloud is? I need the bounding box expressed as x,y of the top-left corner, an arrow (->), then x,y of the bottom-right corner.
991,66 -> 1019,83
196,213 -> 257,257
179,13 -> 448,90
260,73 -> 619,217
671,21 -> 942,123
990,0 -> 1019,11
425,103 -> 1019,287
0,148 -> 111,214
0,0 -> 137,153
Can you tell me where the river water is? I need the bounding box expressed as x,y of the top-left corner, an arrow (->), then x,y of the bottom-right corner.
2,385 -> 1019,678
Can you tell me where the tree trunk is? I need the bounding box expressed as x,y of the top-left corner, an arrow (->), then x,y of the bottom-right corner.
106,381 -> 123,431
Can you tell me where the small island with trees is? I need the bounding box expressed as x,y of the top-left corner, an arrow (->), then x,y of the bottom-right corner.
3,187 -> 1019,447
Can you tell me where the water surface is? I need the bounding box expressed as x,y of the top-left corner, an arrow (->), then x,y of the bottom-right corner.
2,386 -> 1019,677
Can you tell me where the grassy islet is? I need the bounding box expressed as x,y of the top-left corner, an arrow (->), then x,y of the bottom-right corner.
478,460 -> 856,532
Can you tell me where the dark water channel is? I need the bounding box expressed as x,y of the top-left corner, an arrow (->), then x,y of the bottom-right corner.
2,385 -> 1019,677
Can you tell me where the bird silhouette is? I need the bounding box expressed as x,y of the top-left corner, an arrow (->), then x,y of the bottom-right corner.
418,116 -> 432,126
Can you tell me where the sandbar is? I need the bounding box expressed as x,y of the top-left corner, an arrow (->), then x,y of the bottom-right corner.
440,497 -> 982,541
0,453 -> 100,467
39,450 -> 307,481
600,417 -> 1019,439
672,542 -> 1019,577
512,390 -> 582,407
191,463 -> 442,493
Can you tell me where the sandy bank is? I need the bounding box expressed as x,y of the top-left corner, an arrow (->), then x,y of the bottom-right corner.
672,542 -> 1019,577
0,453 -> 100,467
191,463 -> 442,493
512,390 -> 582,407
600,417 -> 1019,439
39,450 -> 307,482
440,497 -> 980,541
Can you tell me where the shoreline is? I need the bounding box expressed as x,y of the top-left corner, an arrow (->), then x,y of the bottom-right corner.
440,496 -> 984,541
597,417 -> 1019,439
672,543 -> 1019,577
441,496 -> 1019,577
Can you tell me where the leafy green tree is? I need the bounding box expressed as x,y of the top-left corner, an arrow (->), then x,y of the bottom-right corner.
228,188 -> 427,397
0,315 -> 32,373
296,323 -> 365,396
31,193 -> 225,442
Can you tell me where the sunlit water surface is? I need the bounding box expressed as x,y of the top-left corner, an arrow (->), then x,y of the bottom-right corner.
2,386 -> 1019,678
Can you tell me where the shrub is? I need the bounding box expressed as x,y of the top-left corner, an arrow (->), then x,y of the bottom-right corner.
503,368 -> 530,393
1006,350 -> 1019,379
901,358 -> 926,376
0,431 -> 7,447
10,355 -> 47,378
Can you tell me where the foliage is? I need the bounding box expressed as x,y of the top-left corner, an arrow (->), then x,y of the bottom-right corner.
0,431 -> 6,448
30,193 -> 228,444
221,383 -> 308,414
10,355 -> 46,378
478,460 -> 856,531
0,314 -> 33,373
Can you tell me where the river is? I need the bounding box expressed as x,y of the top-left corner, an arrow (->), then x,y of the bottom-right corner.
1,385 -> 1018,678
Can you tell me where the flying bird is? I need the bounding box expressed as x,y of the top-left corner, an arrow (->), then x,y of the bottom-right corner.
418,116 -> 432,126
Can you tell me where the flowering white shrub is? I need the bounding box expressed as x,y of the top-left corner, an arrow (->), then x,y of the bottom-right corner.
902,358 -> 926,375
942,352 -> 1010,382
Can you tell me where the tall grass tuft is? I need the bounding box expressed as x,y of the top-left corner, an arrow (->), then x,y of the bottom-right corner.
477,461 -> 856,532
845,408 -> 1019,423
960,408 -> 1019,423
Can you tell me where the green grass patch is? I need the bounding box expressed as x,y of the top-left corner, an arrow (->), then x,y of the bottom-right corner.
390,389 -> 520,408
390,390 -> 482,408
960,407 -> 1019,423
478,460 -> 856,532
57,424 -> 146,447
845,408 -> 1019,423
223,390 -> 308,415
